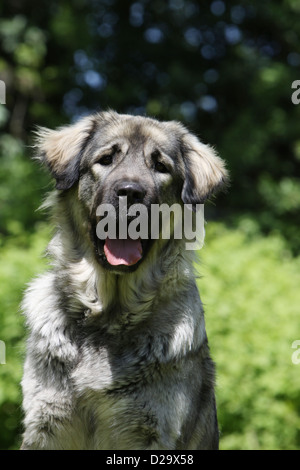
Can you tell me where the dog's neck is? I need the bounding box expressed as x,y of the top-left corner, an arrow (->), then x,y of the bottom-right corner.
48,229 -> 196,324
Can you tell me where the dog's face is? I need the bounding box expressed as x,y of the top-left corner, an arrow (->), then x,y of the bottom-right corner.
36,111 -> 228,273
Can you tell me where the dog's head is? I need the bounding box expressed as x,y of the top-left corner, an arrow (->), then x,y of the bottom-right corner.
35,111 -> 228,273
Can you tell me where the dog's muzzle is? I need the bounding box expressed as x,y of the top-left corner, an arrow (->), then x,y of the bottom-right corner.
93,180 -> 154,271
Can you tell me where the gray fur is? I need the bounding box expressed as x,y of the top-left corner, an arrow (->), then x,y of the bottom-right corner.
21,111 -> 227,450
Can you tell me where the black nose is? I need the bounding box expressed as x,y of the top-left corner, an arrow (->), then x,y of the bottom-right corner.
115,181 -> 146,204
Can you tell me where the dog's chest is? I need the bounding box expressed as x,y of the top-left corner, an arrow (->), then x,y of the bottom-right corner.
70,338 -> 164,449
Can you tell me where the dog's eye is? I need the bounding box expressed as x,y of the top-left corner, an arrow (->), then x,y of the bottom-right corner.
154,161 -> 169,173
97,145 -> 120,166
152,150 -> 169,174
97,153 -> 114,166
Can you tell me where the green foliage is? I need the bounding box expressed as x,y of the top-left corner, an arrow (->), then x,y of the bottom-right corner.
199,223 -> 300,449
0,225 -> 50,449
0,137 -> 50,236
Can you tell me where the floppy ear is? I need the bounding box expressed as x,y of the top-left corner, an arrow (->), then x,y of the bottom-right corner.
181,132 -> 228,207
34,115 -> 96,190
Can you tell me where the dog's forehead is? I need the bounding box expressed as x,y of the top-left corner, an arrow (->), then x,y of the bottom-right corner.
97,114 -> 179,152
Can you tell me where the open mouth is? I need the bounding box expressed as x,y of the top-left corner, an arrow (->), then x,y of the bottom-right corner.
94,232 -> 151,272
92,203 -> 154,271
103,237 -> 143,266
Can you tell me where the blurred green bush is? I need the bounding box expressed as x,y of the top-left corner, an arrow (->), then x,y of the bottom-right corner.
0,225 -> 50,449
199,222 -> 300,450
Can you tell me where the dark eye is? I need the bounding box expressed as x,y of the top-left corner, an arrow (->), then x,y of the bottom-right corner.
98,154 -> 113,166
97,144 -> 120,166
154,161 -> 169,173
152,150 -> 169,174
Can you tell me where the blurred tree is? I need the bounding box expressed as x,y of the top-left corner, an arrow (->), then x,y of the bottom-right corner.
1,0 -> 300,248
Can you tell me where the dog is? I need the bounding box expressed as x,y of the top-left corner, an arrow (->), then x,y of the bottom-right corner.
21,111 -> 228,450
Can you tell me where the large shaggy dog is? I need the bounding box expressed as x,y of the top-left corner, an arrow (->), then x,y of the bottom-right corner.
21,111 -> 228,450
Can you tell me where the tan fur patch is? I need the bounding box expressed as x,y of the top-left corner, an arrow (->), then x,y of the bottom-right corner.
35,115 -> 95,173
183,132 -> 228,201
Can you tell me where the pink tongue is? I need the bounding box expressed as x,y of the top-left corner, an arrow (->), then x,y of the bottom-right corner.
104,238 -> 142,266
